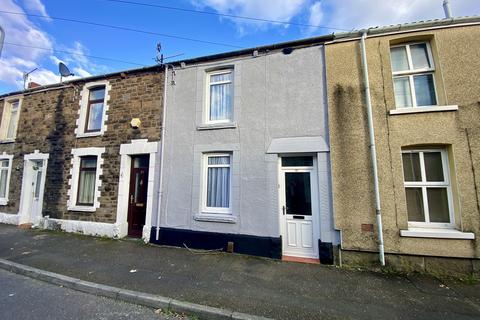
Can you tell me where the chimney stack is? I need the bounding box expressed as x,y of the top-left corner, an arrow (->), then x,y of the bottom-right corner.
28,82 -> 41,89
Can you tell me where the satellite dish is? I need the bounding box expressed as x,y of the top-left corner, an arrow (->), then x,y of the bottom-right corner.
58,62 -> 74,82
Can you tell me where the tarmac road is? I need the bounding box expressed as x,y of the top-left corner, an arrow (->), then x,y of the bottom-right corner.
0,269 -> 186,320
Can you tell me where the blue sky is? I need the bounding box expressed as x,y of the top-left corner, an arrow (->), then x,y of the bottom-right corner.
1,0 -> 479,94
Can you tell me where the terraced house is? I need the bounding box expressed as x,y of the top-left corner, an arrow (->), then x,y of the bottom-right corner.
0,16 -> 478,272
151,37 -> 339,263
0,67 -> 164,241
326,16 -> 480,273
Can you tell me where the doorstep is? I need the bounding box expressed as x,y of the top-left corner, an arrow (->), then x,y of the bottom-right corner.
282,255 -> 320,264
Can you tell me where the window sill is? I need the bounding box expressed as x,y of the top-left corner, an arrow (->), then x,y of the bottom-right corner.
0,139 -> 15,144
197,122 -> 237,131
67,205 -> 96,212
0,199 -> 8,206
194,213 -> 237,223
76,131 -> 104,138
389,105 -> 458,115
400,228 -> 475,240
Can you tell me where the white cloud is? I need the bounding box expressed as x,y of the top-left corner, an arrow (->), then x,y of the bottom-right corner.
21,0 -> 51,19
0,0 -> 52,61
192,0 -> 308,32
193,0 -> 480,35
73,67 -> 92,78
307,1 -> 323,34
312,0 -> 480,32
28,69 -> 60,86
0,1 -> 108,92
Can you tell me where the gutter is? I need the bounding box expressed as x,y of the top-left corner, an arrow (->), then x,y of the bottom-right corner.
359,31 -> 385,266
156,65 -> 169,241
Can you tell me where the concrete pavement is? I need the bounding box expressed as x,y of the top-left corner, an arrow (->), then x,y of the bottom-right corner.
0,224 -> 479,320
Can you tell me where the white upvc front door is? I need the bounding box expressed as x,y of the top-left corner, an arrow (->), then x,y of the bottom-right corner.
19,154 -> 48,225
279,156 -> 320,259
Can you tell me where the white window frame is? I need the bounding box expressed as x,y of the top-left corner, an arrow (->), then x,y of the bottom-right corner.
0,97 -> 22,142
75,81 -> 110,138
390,42 -> 438,109
67,147 -> 105,212
201,153 -> 232,215
0,153 -> 13,205
402,149 -> 455,229
204,69 -> 234,125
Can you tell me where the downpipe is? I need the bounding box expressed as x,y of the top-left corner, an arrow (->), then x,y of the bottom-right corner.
156,65 -> 169,241
360,31 -> 385,266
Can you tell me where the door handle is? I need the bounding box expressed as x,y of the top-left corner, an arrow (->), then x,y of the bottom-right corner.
130,195 -> 134,204
282,206 -> 286,215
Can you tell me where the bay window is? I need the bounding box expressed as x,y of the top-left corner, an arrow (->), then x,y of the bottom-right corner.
390,43 -> 437,108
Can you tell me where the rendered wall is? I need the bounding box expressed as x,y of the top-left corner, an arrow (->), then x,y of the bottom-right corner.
158,45 -> 337,243
326,25 -> 480,259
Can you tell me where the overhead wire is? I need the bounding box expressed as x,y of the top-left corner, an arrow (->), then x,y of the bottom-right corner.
100,0 -> 350,31
3,42 -> 148,66
0,10 -> 245,49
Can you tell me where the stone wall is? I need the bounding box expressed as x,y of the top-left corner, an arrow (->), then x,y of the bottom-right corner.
0,69 -> 164,224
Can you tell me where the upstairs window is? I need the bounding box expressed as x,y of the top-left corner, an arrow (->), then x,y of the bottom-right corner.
402,149 -> 454,228
390,43 -> 437,108
206,70 -> 233,123
0,99 -> 21,141
76,81 -> 109,138
85,86 -> 105,133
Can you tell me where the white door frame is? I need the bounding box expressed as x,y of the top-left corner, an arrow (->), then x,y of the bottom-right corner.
116,139 -> 159,241
278,155 -> 320,259
18,151 -> 49,225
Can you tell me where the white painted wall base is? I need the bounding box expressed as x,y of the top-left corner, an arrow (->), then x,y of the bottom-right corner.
41,217 -> 121,238
0,212 -> 19,225
142,224 -> 151,243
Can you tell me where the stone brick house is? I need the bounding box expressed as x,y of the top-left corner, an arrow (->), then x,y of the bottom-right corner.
0,66 -> 164,241
325,17 -> 480,274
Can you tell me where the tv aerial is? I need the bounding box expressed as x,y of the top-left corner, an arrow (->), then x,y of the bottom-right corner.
59,62 -> 74,83
155,42 -> 164,65
154,42 -> 184,65
23,67 -> 38,90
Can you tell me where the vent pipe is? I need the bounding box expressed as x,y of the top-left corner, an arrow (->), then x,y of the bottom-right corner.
443,0 -> 452,18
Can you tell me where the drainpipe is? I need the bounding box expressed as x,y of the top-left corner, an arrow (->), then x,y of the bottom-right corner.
360,31 -> 385,266
155,65 -> 169,241
443,0 -> 453,19
0,25 -> 5,58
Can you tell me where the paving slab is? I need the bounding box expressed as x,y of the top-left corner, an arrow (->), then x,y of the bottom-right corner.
0,224 -> 479,320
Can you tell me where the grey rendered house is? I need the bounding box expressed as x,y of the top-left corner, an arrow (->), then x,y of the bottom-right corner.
151,36 -> 339,263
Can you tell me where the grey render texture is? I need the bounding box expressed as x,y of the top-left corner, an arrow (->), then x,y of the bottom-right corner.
156,45 -> 339,245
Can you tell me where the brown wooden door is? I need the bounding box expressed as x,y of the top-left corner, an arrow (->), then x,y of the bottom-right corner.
127,155 -> 149,237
